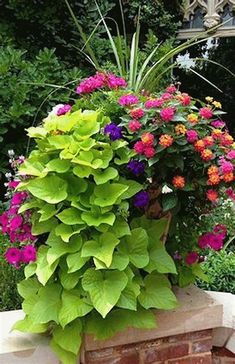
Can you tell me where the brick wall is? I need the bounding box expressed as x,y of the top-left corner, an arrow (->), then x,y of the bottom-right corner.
84,329 -> 213,364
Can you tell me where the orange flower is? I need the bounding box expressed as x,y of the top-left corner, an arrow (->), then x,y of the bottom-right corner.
206,189 -> 218,202
187,113 -> 198,124
220,133 -> 234,147
223,173 -> 234,183
159,134 -> 174,148
203,136 -> 214,147
207,174 -> 220,186
201,149 -> 214,161
194,140 -> 205,152
172,175 -> 185,189
141,132 -> 154,146
208,165 -> 219,176
175,124 -> 187,135
212,129 -> 223,139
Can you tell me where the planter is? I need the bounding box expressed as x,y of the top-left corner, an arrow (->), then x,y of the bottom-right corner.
2,286 -> 235,363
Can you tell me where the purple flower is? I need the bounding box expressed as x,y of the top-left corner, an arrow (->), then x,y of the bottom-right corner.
57,104 -> 72,116
104,123 -> 122,141
5,247 -> 22,267
133,191 -> 149,208
127,160 -> 145,176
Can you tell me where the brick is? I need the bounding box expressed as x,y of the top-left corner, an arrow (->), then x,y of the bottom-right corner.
212,347 -> 235,358
119,352 -> 140,364
163,330 -> 213,344
85,356 -> 121,364
168,353 -> 212,363
192,338 -> 213,353
141,343 -> 189,363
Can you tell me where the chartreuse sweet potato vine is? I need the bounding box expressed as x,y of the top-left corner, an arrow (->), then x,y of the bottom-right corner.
13,109 -> 177,363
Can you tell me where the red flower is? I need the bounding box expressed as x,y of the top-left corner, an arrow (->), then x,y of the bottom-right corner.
206,189 -> 218,202
172,176 -> 185,189
144,147 -> 155,158
130,108 -> 144,119
128,120 -> 142,132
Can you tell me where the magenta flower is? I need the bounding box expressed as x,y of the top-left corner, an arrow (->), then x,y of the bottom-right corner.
199,107 -> 213,119
22,245 -> 37,263
57,104 -> 72,116
5,247 -> 22,267
107,74 -> 127,89
227,150 -> 235,160
186,130 -> 198,143
160,107 -> 175,122
219,160 -> 234,174
166,85 -> 177,94
76,73 -> 106,94
0,212 -> 9,228
8,180 -> 20,189
226,187 -> 235,200
211,120 -> 225,128
208,234 -> 224,250
213,224 -> 227,238
118,94 -> 139,106
145,99 -> 164,109
10,215 -> 23,230
185,251 -> 199,265
11,192 -> 28,205
161,92 -> 173,101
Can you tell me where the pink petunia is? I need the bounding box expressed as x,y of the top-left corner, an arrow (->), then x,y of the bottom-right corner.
118,94 -> 139,106
5,247 -> 22,266
10,215 -> 23,230
21,245 -> 37,263
185,251 -> 199,265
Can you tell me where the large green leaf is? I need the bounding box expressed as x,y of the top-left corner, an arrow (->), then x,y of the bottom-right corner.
31,216 -> 57,235
93,183 -> 128,207
50,339 -> 77,364
145,241 -> 177,274
81,232 -> 119,267
13,316 -> 48,334
73,165 -> 91,178
47,135 -> 73,149
117,279 -> 140,311
17,278 -> 41,299
74,110 -> 100,138
67,251 -> 89,273
82,268 -> 128,317
56,208 -> 83,225
47,235 -> 83,266
108,217 -> 131,238
32,283 -> 62,324
27,175 -> 68,204
59,290 -> 93,328
118,228 -> 149,268
138,274 -> 177,310
119,178 -> 142,199
27,126 -> 48,139
85,308 -> 156,340
55,224 -> 85,242
46,159 -> 71,173
39,204 -> 59,222
93,167 -> 118,185
81,210 -> 115,227
19,160 -> 47,177
35,246 -> 59,285
59,270 -> 81,290
53,320 -> 82,355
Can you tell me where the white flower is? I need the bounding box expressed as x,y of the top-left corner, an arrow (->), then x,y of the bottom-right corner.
162,185 -> 173,194
48,104 -> 64,117
176,52 -> 196,70
7,149 -> 15,157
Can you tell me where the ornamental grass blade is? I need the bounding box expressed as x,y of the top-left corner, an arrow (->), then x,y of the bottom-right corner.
64,0 -> 99,69
94,0 -> 124,77
189,68 -> 223,93
129,8 -> 140,89
118,0 -> 129,72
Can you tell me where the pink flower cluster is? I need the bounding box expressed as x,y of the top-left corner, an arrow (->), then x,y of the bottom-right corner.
0,187 -> 37,267
160,107 -> 175,122
76,73 -> 127,94
219,157 -> 234,174
186,130 -> 198,143
57,104 -> 72,116
118,94 -> 139,106
198,224 -> 227,251
226,187 -> 235,200
145,99 -> 164,109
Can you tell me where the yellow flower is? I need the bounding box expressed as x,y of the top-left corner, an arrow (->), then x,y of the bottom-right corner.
187,113 -> 198,124
175,124 -> 187,135
231,142 -> 235,149
205,96 -> 213,103
212,101 -> 222,109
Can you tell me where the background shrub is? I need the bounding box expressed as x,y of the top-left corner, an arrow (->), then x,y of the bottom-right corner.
0,234 -> 23,311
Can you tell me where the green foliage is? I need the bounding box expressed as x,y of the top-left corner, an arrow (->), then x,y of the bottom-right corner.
197,250 -> 235,294
0,234 -> 24,311
0,45 -> 83,174
14,108 -> 178,363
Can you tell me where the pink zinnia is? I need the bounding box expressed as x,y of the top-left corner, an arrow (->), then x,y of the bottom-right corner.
107,74 -> 127,89
22,245 -> 37,263
227,150 -> 235,160
211,120 -> 225,128
208,233 -> 224,250
128,120 -> 142,132
134,141 -> 145,155
5,247 -> 22,266
226,187 -> 235,200
145,99 -> 164,109
199,107 -> 213,119
185,251 -> 199,265
144,147 -> 155,158
186,130 -> 198,143
160,107 -> 175,122
118,94 -> 139,106
10,215 -> 23,230
130,108 -> 144,119
161,92 -> 172,101
166,85 -> 177,94
219,160 -> 234,174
